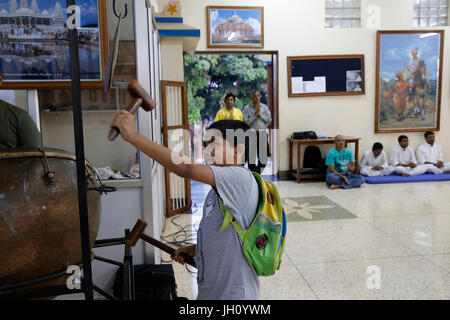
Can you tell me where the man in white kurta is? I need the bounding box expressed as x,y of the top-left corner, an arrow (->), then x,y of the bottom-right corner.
360,143 -> 394,177
390,135 -> 427,176
416,131 -> 450,174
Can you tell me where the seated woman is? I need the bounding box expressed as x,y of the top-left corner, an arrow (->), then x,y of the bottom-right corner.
360,142 -> 394,177
325,135 -> 365,190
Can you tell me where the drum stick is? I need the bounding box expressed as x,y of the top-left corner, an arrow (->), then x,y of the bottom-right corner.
125,219 -> 196,268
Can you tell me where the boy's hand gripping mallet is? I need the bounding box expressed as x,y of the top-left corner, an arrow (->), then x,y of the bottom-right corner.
108,80 -> 156,141
125,219 -> 196,268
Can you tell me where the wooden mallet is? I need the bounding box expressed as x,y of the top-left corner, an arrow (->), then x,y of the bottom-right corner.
108,80 -> 156,141
125,219 -> 196,268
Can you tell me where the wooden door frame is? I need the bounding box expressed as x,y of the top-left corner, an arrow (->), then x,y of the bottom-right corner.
184,50 -> 280,176
161,80 -> 192,217
189,51 -> 279,131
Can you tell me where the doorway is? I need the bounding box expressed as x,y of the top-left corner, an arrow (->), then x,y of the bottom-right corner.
184,51 -> 279,176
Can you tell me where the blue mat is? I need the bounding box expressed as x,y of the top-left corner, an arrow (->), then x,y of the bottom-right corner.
364,173 -> 450,184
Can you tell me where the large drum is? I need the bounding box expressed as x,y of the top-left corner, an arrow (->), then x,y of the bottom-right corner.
0,148 -> 102,286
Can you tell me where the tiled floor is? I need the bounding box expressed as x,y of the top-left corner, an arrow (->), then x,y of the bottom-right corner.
161,179 -> 450,300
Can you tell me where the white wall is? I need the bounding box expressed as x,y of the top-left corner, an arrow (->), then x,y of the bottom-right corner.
174,0 -> 450,171
161,39 -> 185,81
41,112 -> 139,171
0,90 -> 28,111
107,0 -> 135,41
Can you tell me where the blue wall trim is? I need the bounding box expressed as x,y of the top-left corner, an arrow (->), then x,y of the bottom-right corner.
158,29 -> 200,38
155,17 -> 184,23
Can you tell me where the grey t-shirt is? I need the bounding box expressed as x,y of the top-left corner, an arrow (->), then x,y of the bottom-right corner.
195,165 -> 260,300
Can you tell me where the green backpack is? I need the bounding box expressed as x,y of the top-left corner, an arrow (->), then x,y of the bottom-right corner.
217,172 -> 287,276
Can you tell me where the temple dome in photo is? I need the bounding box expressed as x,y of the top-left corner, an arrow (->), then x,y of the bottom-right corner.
0,0 -> 65,29
212,13 -> 260,43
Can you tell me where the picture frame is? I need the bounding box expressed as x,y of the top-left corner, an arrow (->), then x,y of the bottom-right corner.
375,30 -> 444,133
207,6 -> 264,49
287,55 -> 365,97
0,0 -> 109,89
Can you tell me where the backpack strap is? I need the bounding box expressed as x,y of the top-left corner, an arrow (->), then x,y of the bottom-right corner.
213,186 -> 246,240
217,197 -> 245,241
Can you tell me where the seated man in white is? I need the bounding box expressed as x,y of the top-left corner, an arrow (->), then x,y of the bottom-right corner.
390,135 -> 427,177
416,131 -> 450,174
360,142 -> 394,177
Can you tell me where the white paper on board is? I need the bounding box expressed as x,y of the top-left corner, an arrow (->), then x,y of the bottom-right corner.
314,76 -> 326,92
292,77 -> 304,93
303,81 -> 316,93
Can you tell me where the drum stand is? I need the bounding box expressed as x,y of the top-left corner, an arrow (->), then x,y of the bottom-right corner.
0,230 -> 135,300
66,0 -> 95,300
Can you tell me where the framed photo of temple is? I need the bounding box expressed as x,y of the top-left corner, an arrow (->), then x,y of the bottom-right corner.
375,30 -> 444,133
207,6 -> 264,48
0,0 -> 109,89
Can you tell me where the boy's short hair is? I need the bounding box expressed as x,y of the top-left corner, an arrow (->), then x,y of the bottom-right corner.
205,120 -> 250,163
424,131 -> 434,138
372,142 -> 383,150
224,93 -> 236,102
398,135 -> 408,143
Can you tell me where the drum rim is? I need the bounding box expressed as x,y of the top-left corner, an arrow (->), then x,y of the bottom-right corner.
0,147 -> 76,161
0,147 -> 100,185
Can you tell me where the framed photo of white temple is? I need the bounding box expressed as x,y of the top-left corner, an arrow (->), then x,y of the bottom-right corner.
0,0 -> 108,89
207,6 -> 264,48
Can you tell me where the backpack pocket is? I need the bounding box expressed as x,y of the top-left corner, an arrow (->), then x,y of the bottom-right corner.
243,212 -> 282,276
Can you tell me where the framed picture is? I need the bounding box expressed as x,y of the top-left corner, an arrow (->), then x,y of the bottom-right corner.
375,30 -> 444,133
207,6 -> 264,48
287,55 -> 365,97
0,0 -> 109,89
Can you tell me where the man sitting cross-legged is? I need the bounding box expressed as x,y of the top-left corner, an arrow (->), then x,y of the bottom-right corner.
360,142 -> 394,177
325,135 -> 365,190
416,131 -> 450,174
390,135 -> 427,177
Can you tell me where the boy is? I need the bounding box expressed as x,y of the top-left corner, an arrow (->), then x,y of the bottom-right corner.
325,135 -> 365,190
360,142 -> 394,177
111,113 -> 259,300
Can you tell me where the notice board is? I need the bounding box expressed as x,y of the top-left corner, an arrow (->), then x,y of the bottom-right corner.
287,55 -> 365,97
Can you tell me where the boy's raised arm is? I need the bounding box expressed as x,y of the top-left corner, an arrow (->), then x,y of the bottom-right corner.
111,110 -> 216,186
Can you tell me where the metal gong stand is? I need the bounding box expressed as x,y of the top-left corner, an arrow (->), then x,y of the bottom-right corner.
0,0 -> 134,300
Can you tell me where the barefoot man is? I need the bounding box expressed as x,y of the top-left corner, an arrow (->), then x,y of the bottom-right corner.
325,135 -> 365,190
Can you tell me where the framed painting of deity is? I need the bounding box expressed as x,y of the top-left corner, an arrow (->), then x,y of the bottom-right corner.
207,6 -> 264,48
375,30 -> 444,133
0,0 -> 108,89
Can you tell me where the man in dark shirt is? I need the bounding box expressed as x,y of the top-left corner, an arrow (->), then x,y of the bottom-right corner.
0,73 -> 41,149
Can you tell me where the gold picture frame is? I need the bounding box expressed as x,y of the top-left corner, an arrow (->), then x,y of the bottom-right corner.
207,6 -> 264,49
0,0 -> 109,89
